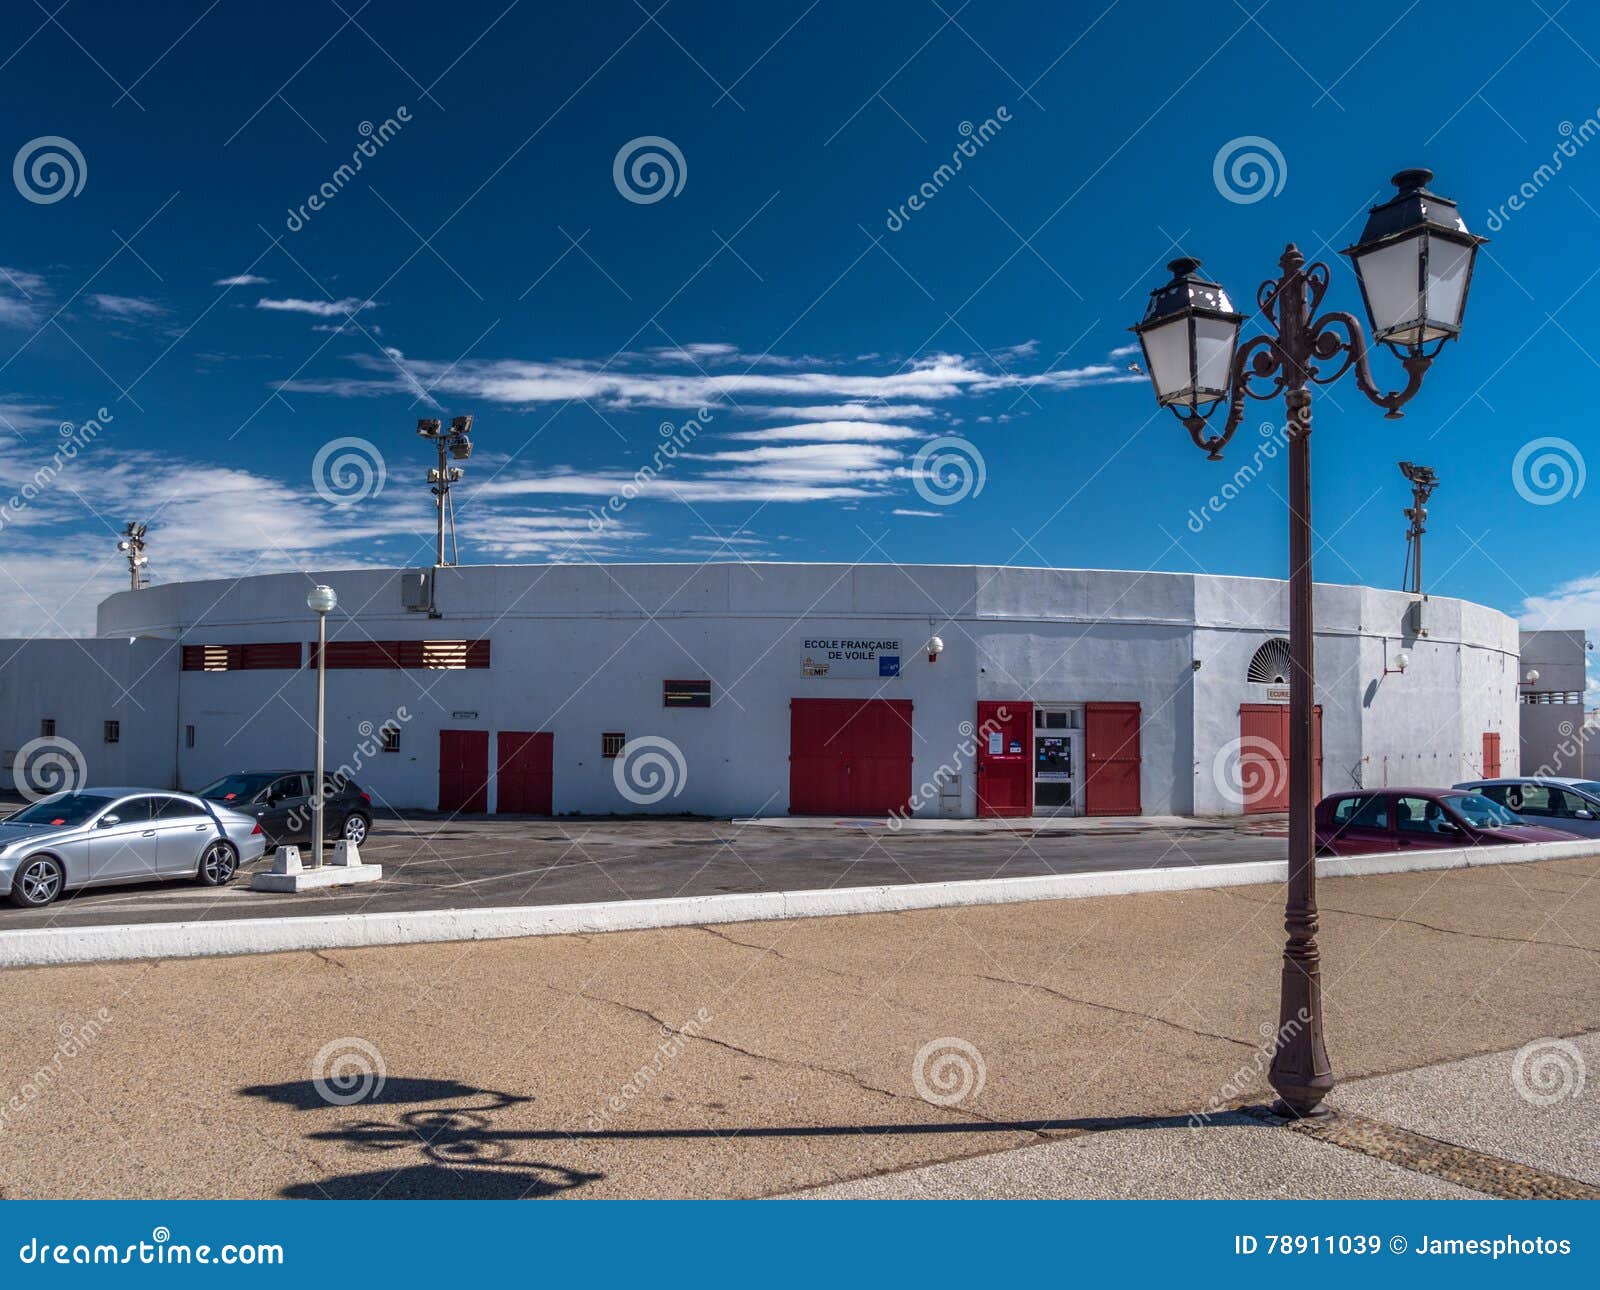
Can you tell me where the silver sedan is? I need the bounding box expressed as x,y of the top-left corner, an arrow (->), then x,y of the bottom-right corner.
0,788 -> 266,908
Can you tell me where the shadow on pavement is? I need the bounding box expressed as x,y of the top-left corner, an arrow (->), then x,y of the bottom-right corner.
241,1076 -> 1261,1198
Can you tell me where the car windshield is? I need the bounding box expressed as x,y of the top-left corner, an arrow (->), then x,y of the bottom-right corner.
5,792 -> 117,827
196,773 -> 278,803
1451,794 -> 1522,827
1569,782 -> 1600,800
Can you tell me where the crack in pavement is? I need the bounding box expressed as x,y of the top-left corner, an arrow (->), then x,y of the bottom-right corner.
975,972 -> 1262,1050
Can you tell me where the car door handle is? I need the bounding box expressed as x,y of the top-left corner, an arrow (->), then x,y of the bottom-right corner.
193,824 -> 208,831
141,830 -> 156,837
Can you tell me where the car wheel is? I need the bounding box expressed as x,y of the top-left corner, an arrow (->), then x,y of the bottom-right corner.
11,855 -> 64,908
342,813 -> 371,845
196,840 -> 238,886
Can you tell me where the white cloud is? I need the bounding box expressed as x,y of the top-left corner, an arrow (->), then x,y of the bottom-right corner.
725,421 -> 923,443
0,266 -> 47,327
892,508 -> 942,517
278,350 -> 1138,410
472,470 -> 876,505
215,274 -> 271,286
753,402 -> 936,421
256,297 -> 376,318
1519,576 -> 1600,631
1109,342 -> 1141,359
88,293 -> 166,318
0,400 -> 60,435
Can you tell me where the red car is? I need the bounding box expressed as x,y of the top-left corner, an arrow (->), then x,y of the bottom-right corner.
1314,788 -> 1579,856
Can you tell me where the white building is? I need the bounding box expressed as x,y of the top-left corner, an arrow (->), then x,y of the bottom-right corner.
0,563 -> 1520,818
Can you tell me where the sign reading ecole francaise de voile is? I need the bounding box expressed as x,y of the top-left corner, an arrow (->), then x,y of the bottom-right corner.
801,637 -> 901,678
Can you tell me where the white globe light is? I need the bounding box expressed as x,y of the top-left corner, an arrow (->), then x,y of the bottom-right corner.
1393,649 -> 1411,672
307,585 -> 338,615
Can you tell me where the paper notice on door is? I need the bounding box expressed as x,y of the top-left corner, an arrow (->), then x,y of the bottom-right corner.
988,731 -> 1004,755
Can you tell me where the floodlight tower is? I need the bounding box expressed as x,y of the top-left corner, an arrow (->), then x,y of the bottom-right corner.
417,414 -> 474,567
1399,461 -> 1438,596
116,522 -> 149,591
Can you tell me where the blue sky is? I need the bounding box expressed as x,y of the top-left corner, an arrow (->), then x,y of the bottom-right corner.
2,0 -> 1598,656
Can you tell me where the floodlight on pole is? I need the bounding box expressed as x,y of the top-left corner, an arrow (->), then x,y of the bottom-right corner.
417,413 -> 475,570
1399,461 -> 1439,596
117,522 -> 149,591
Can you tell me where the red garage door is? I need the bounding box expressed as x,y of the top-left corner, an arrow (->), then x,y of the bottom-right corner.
438,729 -> 489,813
790,698 -> 913,816
497,731 -> 553,814
1084,702 -> 1142,816
1238,704 -> 1323,814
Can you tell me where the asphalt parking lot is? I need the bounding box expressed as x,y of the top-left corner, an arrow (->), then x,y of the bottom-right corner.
0,809 -> 1289,929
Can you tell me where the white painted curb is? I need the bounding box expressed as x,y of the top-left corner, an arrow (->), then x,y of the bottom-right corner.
2,838 -> 1595,969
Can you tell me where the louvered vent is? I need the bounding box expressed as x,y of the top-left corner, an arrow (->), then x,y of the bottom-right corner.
1247,637 -> 1292,685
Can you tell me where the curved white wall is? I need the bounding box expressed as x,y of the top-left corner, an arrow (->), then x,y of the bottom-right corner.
83,563 -> 1519,816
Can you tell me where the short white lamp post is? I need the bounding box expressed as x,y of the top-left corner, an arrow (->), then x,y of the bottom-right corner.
307,584 -> 337,867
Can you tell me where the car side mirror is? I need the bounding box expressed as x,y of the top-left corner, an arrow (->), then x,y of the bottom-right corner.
97,814 -> 120,828
1576,810 -> 1594,820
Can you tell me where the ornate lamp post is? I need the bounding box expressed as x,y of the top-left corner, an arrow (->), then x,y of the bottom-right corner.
1131,169 -> 1485,1116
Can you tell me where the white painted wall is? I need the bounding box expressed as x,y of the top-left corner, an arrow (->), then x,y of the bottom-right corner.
0,638 -> 179,793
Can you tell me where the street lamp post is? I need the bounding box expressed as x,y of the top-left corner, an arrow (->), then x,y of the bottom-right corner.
1131,169 -> 1485,1116
307,584 -> 338,868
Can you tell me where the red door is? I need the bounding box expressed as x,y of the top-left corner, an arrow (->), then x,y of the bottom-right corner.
976,701 -> 1032,817
1237,705 -> 1323,814
1482,731 -> 1501,778
438,729 -> 489,813
1084,702 -> 1142,816
789,698 -> 913,816
497,731 -> 553,814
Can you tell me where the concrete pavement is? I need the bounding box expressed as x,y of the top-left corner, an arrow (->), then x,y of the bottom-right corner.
0,851 -> 1595,1199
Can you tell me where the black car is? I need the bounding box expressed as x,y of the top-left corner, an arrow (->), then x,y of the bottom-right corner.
194,771 -> 373,849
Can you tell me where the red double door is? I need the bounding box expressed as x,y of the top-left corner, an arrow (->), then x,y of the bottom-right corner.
789,698 -> 913,816
437,729 -> 553,814
975,701 -> 1144,818
1238,704 -> 1323,814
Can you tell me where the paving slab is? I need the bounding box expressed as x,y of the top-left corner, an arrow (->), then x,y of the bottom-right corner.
1336,1033 -> 1599,1185
788,1113 -> 1485,1199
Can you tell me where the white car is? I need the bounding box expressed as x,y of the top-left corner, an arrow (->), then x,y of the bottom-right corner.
1452,776 -> 1600,838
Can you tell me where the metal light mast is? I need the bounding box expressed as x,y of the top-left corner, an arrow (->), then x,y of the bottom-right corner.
117,522 -> 149,590
417,415 -> 474,567
1399,461 -> 1438,597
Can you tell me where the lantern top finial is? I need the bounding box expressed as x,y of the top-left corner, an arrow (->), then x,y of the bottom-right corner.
1391,167 -> 1434,192
1167,255 -> 1202,276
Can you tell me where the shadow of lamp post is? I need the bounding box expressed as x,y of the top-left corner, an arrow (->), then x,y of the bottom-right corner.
1129,169 -> 1486,1116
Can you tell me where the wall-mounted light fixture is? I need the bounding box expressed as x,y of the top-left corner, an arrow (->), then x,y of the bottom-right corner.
926,635 -> 945,663
1383,644 -> 1411,677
